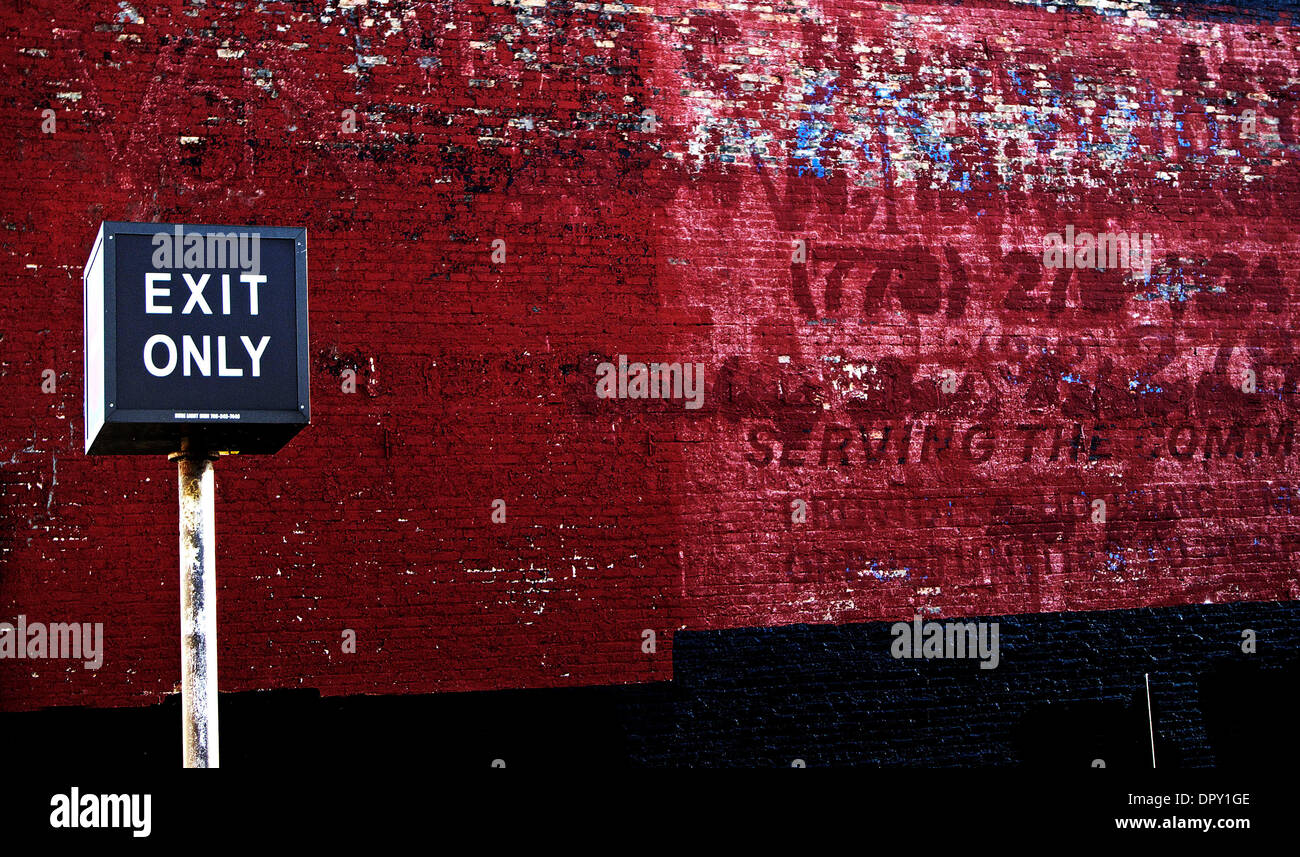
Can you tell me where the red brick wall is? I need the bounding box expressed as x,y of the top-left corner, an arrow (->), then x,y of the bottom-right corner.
2,0 -> 1298,710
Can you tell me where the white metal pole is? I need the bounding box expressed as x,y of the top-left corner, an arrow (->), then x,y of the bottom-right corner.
172,445 -> 219,768
1144,672 -> 1156,769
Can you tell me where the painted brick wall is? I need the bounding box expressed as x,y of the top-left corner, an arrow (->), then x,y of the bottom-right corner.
2,0 -> 1298,712
2,601 -> 1294,768
626,600 -> 1300,767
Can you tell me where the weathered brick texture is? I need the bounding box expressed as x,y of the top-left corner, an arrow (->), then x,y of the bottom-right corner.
1,0 -> 1298,711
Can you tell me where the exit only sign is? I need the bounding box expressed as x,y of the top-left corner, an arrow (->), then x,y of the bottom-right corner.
83,221 -> 310,455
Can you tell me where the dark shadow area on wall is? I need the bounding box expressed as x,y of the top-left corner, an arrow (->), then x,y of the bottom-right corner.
0,684 -> 661,771
1,601 -> 1296,769
1198,657 -> 1300,769
1015,693 -> 1172,771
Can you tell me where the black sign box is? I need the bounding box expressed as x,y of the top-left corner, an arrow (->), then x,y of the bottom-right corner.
83,222 -> 310,455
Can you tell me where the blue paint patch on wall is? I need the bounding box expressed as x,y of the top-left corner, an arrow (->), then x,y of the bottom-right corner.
963,0 -> 1300,25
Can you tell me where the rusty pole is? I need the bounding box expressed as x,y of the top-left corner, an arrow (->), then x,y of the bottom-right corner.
170,441 -> 219,768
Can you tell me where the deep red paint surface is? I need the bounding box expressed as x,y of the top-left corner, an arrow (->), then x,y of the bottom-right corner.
2,1 -> 1298,709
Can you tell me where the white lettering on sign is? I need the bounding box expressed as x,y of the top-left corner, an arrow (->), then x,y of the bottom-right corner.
182,273 -> 212,315
145,273 -> 171,314
183,335 -> 210,376
143,334 -> 177,377
241,334 -> 270,376
140,269 -> 272,378
243,274 -> 264,316
218,336 -> 242,377
143,334 -> 271,378
140,273 -> 263,315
